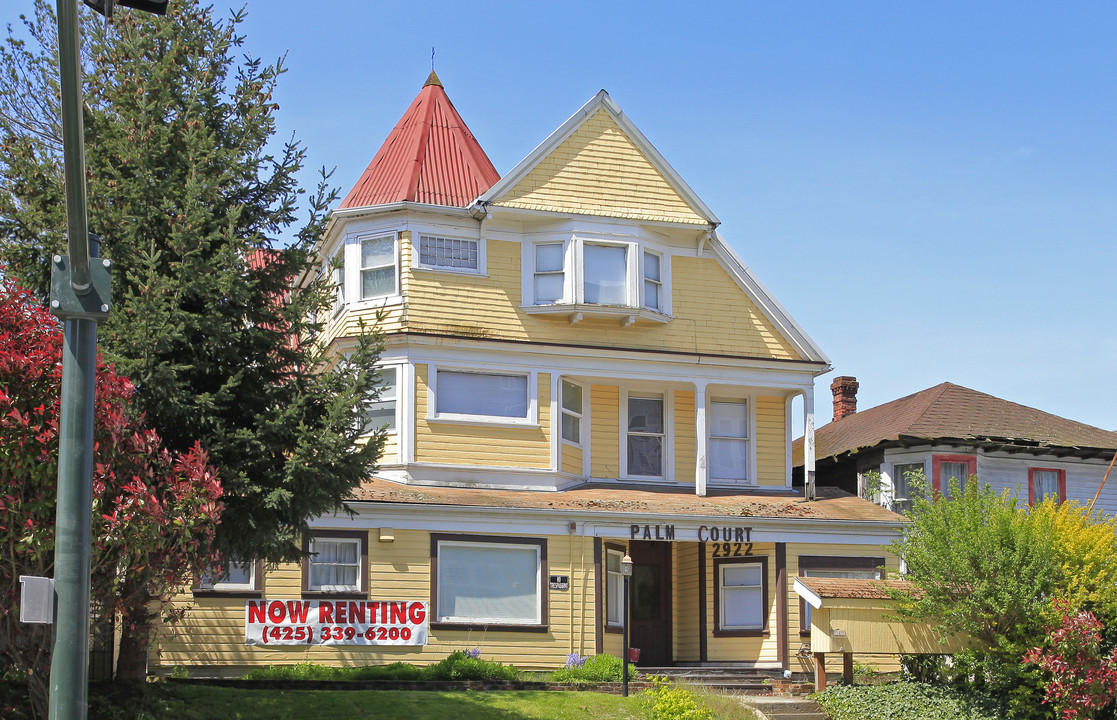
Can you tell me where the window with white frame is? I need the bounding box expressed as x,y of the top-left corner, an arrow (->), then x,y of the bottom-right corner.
627,395 -> 664,477
709,400 -> 749,481
529,239 -> 668,312
561,379 -> 583,444
364,366 -> 397,433
197,557 -> 258,593
643,251 -> 662,311
534,243 -> 565,304
892,462 -> 924,512
434,370 -> 530,420
419,235 -> 479,271
360,234 -> 397,299
717,558 -> 767,633
306,535 -> 364,593
435,538 -> 544,625
331,257 -> 345,314
605,547 -> 625,627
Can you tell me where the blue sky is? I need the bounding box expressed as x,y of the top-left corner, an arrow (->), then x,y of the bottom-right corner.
17,1 -> 1117,431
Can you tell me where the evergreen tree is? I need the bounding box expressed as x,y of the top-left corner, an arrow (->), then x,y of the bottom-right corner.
0,0 -> 385,566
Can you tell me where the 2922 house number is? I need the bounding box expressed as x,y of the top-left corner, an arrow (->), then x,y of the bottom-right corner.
711,541 -> 753,558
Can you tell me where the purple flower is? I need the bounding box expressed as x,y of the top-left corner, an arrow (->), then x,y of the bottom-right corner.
565,652 -> 586,668
468,648 -> 482,659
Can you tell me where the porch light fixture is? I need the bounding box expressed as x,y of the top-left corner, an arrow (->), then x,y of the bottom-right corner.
621,553 -> 633,696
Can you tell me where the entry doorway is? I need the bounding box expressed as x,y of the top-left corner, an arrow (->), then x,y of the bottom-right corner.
628,541 -> 672,665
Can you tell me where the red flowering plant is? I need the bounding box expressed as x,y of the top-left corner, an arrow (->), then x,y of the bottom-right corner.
1023,599 -> 1117,720
0,277 -> 222,712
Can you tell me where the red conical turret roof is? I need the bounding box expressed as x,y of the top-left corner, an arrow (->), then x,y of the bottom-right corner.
339,72 -> 500,209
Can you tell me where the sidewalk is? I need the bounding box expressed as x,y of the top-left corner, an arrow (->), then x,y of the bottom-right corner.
738,694 -> 829,720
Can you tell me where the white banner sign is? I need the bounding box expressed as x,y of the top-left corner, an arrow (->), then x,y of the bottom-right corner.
245,599 -> 429,646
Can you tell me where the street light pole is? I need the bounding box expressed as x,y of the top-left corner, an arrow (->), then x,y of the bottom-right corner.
621,552 -> 633,697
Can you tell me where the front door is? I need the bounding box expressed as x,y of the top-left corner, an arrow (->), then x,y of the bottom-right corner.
628,541 -> 672,666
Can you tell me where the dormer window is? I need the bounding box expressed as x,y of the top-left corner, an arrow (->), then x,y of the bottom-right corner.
525,238 -> 671,324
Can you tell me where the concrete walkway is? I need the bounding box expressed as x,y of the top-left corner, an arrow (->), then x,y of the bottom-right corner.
738,694 -> 829,720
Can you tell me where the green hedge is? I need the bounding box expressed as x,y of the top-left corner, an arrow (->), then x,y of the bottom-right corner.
813,682 -> 1003,720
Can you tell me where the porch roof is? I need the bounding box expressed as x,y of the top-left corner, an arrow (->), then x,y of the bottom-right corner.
350,477 -> 906,523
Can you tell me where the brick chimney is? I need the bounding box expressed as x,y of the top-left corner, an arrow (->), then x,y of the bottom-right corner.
831,376 -> 859,422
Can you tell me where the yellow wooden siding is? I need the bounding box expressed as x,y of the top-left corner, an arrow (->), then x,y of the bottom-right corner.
154,529 -> 601,670
673,391 -> 697,486
561,442 -> 584,476
812,602 -> 966,655
388,241 -> 802,362
755,396 -> 786,487
672,543 -> 701,661
590,385 -> 620,478
495,109 -> 707,226
703,542 -> 780,664
412,365 -> 551,469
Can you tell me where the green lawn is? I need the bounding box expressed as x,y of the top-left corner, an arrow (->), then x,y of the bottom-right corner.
78,684 -> 756,720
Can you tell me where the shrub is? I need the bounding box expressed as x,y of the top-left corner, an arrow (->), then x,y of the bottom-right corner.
551,653 -> 637,683
640,675 -> 713,720
422,650 -> 522,681
1024,600 -> 1117,720
813,682 -> 1002,720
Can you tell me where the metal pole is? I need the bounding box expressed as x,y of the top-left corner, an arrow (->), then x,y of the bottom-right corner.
621,573 -> 630,697
51,1 -> 95,718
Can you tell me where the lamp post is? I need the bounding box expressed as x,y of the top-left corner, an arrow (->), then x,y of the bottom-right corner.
621,552 -> 633,697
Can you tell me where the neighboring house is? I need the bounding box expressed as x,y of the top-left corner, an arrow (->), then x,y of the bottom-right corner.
156,74 -> 904,675
793,377 -> 1117,514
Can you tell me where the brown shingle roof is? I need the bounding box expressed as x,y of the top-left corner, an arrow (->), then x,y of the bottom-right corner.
795,382 -> 1117,463
348,477 -> 905,523
796,576 -> 917,600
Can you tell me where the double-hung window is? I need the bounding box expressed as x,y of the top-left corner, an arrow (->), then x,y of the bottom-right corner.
716,557 -> 767,635
304,531 -> 368,595
709,400 -> 749,482
419,235 -> 479,271
534,244 -> 565,304
1029,468 -> 1065,505
561,380 -> 583,444
360,234 -> 397,299
364,366 -> 397,433
627,395 -> 664,477
643,251 -> 662,311
434,370 -> 530,421
331,257 -> 345,314
433,535 -> 546,627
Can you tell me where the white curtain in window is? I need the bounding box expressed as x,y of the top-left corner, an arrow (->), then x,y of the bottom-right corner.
940,462 -> 968,496
437,371 -> 528,418
310,540 -> 359,589
439,544 -> 539,623
534,244 -> 565,303
721,564 -> 763,629
361,235 -> 396,298
583,245 -> 627,305
1034,470 -> 1060,501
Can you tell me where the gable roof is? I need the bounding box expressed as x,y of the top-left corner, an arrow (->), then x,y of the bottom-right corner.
798,382 -> 1117,463
472,90 -> 719,226
339,72 -> 500,209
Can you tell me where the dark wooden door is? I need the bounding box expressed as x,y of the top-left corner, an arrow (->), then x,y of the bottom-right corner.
628,541 -> 672,665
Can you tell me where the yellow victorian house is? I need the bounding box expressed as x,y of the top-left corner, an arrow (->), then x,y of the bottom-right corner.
155,74 -> 904,676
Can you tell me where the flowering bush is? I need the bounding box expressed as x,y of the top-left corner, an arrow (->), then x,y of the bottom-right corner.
565,652 -> 587,668
0,278 -> 222,714
1023,599 -> 1117,720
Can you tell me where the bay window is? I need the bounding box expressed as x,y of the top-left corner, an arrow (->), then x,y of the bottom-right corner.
360,234 -> 397,299
418,234 -> 479,272
527,238 -> 669,315
364,366 -> 397,433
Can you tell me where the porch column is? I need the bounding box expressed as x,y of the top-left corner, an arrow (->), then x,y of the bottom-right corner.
695,381 -> 708,497
814,652 -> 827,691
804,386 -> 816,501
